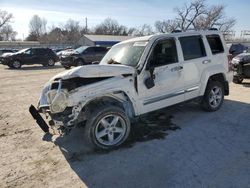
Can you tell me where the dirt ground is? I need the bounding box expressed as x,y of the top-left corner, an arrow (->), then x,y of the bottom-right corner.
0,64 -> 249,188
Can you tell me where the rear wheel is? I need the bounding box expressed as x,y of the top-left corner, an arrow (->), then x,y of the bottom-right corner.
201,81 -> 224,112
63,65 -> 71,69
84,105 -> 130,150
12,61 -> 21,69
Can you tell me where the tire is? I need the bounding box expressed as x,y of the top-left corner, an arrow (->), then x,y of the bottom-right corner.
233,76 -> 243,84
76,59 -> 84,67
84,105 -> 131,150
47,59 -> 55,66
11,61 -> 21,69
201,81 -> 224,112
7,64 -> 13,68
63,65 -> 71,69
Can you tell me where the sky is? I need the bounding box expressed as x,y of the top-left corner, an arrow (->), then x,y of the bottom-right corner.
1,0 -> 249,39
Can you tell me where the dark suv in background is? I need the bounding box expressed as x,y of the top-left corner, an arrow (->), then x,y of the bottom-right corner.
1,48 -> 59,69
60,46 -> 108,69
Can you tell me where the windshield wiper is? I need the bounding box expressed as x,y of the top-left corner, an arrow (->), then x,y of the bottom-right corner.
107,58 -> 121,65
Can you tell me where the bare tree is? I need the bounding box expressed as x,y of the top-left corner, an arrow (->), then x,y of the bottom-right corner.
28,15 -> 47,40
0,9 -> 13,29
94,18 -> 128,35
155,0 -> 236,33
155,20 -> 179,33
63,19 -> 82,42
0,10 -> 17,41
0,24 -> 17,41
132,24 -> 154,36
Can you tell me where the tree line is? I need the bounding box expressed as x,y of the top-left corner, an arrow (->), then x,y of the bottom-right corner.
0,0 -> 236,42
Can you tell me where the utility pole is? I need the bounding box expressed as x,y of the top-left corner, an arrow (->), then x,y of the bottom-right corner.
85,17 -> 88,32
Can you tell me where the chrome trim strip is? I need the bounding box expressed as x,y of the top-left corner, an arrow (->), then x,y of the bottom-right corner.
143,85 -> 199,105
143,90 -> 185,105
186,86 -> 199,92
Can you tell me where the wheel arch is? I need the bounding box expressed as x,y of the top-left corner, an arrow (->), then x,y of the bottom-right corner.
201,72 -> 229,96
82,92 -> 136,121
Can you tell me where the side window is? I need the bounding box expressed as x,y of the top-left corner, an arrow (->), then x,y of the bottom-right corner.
94,47 -> 107,53
179,36 -> 206,60
84,47 -> 94,54
151,38 -> 178,67
24,49 -> 32,55
206,35 -> 224,54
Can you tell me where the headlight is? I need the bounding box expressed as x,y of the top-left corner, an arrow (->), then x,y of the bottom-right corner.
47,90 -> 68,113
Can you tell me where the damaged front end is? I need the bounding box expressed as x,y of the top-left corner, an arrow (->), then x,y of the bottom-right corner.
30,78 -> 84,134
29,64 -> 136,134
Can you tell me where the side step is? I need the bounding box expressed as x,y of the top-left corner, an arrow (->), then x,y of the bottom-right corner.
29,105 -> 49,133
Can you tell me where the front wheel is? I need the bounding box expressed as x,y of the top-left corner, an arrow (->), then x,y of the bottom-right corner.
11,61 -> 22,69
84,105 -> 130,150
76,59 -> 84,66
201,81 -> 224,112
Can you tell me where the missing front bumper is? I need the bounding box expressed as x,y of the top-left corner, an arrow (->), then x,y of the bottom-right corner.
29,105 -> 49,133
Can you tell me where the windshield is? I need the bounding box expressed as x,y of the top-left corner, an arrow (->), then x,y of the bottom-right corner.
100,41 -> 148,67
74,46 -> 88,54
17,48 -> 29,54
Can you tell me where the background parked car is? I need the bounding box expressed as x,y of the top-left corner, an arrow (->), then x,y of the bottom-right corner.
60,46 -> 108,69
1,48 -> 59,69
0,49 -> 17,63
232,50 -> 250,83
229,43 -> 248,57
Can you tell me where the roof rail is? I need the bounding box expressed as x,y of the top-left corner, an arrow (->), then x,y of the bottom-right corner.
171,30 -> 182,33
208,28 -> 218,31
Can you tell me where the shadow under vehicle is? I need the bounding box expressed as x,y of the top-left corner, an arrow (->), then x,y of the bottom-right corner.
1,48 -> 59,69
232,51 -> 250,84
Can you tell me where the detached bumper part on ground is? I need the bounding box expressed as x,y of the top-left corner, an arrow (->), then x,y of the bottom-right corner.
29,105 -> 49,133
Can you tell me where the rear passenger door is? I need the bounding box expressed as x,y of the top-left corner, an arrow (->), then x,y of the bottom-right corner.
93,47 -> 108,61
82,47 -> 95,63
178,35 -> 208,100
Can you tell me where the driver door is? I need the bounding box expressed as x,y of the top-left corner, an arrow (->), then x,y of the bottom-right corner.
137,38 -> 185,114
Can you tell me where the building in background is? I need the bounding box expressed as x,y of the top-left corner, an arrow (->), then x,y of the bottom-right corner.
77,35 -> 134,47
0,35 -> 135,50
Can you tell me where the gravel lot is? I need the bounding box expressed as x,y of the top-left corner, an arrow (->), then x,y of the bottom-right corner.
0,64 -> 249,188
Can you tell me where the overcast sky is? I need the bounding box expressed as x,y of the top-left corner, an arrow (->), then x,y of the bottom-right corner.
1,0 -> 249,39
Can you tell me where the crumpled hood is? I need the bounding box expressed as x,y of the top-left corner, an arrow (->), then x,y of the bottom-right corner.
52,64 -> 135,80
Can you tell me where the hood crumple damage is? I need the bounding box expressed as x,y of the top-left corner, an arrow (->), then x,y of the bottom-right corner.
52,64 -> 135,80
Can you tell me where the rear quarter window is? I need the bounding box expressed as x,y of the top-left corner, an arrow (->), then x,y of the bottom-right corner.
179,36 -> 206,61
206,35 -> 224,54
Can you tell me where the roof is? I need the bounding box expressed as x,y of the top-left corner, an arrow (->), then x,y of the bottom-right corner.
119,30 -> 223,44
84,35 -> 134,42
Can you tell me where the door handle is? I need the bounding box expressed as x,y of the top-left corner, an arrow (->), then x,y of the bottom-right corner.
202,60 -> 211,64
171,66 -> 183,72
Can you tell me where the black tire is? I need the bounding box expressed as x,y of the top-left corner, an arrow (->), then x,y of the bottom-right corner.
11,60 -> 21,69
7,64 -> 13,69
201,81 -> 224,112
75,59 -> 84,66
84,105 -> 130,150
63,65 -> 71,69
233,76 -> 243,84
47,59 -> 55,66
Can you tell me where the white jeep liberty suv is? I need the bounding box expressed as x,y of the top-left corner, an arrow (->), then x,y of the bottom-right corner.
30,30 -> 233,150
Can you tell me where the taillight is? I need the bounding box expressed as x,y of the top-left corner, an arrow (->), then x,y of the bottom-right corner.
227,54 -> 233,71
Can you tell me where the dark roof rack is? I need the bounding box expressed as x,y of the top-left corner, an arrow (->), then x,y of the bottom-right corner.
171,30 -> 182,33
208,28 -> 218,31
